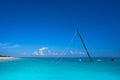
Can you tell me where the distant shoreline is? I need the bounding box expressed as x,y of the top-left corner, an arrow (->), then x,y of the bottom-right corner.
0,57 -> 16,59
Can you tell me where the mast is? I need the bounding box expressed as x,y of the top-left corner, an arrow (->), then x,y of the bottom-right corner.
77,29 -> 92,62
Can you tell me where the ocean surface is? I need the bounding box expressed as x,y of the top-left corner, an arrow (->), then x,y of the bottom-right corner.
0,57 -> 120,80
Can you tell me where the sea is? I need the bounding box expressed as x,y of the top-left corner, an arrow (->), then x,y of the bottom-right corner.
0,57 -> 120,80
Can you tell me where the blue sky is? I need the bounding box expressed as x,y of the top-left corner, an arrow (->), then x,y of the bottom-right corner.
0,0 -> 120,57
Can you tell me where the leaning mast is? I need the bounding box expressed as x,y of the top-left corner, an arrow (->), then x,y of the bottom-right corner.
77,29 -> 92,62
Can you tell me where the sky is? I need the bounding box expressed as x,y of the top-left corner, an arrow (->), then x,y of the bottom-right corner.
0,0 -> 120,57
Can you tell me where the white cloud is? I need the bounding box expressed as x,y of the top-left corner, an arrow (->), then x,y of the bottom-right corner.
0,43 -> 9,46
47,50 -> 64,56
2,44 -> 20,49
0,43 -> 20,49
39,47 -> 48,55
33,51 -> 39,55
33,47 -> 85,56
33,47 -> 48,56
70,50 -> 85,55
33,47 -> 65,56
47,51 -> 58,55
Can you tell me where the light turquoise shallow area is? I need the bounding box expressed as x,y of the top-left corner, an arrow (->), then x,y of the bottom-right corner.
0,58 -> 120,80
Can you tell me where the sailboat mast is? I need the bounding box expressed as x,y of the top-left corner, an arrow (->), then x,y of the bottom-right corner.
77,29 -> 92,62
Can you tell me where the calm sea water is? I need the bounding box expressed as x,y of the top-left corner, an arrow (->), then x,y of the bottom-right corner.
0,58 -> 120,80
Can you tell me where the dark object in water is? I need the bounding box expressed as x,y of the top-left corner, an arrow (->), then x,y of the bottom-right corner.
112,58 -> 114,62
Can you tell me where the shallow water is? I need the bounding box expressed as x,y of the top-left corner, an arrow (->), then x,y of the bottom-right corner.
0,58 -> 120,80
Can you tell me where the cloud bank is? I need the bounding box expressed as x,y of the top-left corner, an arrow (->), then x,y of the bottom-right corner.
33,47 -> 85,56
0,43 -> 20,49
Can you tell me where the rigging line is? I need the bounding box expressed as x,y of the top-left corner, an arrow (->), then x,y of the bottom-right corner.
55,31 -> 77,64
45,33 -> 76,65
63,31 -> 77,55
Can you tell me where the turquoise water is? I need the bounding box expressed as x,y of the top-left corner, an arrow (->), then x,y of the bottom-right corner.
0,58 -> 120,80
